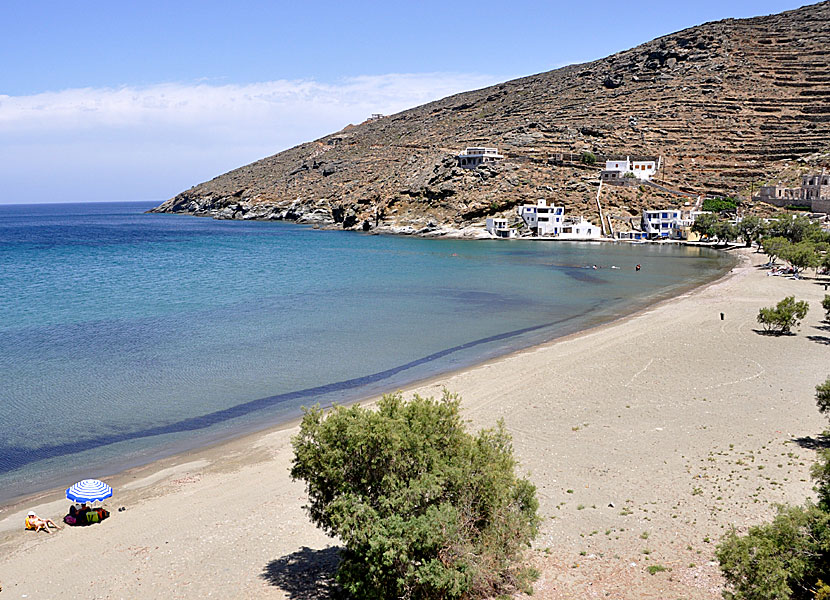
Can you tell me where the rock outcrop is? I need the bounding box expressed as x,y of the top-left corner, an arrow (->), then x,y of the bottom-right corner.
151,2 -> 830,232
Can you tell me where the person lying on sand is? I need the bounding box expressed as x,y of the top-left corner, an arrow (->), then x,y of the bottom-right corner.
25,511 -> 60,533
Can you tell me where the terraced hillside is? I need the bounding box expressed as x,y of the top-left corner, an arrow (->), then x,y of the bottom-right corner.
151,2 -> 830,233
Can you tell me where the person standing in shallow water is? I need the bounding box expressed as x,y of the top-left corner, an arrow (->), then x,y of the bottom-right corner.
636,264 -> 641,271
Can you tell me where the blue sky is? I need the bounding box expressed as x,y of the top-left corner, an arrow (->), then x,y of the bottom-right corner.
0,0 -> 809,203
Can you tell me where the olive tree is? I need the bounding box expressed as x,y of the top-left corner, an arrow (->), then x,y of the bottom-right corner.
757,296 -> 809,334
780,241 -> 820,277
737,215 -> 764,249
290,391 -> 540,600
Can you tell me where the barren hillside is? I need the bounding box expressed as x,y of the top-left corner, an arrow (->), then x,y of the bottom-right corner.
151,2 -> 830,233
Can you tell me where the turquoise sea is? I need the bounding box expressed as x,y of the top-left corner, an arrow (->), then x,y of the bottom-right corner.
0,201 -> 735,504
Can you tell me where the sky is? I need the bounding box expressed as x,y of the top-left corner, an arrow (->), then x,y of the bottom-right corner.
0,0 -> 810,204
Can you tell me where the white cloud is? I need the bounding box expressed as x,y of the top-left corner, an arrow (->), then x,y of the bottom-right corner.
0,73 -> 501,203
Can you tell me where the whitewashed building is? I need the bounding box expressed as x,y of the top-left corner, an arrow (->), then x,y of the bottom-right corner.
559,217 -> 603,240
642,209 -> 707,239
602,156 -> 660,182
642,209 -> 681,238
485,217 -> 516,238
457,147 -> 504,168
518,199 -> 565,236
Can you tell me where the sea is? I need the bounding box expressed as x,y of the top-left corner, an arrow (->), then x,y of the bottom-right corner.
0,201 -> 736,504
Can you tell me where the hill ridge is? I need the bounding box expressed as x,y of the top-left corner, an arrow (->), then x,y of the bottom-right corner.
151,2 -> 830,233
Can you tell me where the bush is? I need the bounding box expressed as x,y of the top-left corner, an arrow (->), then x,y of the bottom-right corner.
290,391 -> 540,600
822,295 -> 830,321
781,241 -> 820,276
702,197 -> 738,213
580,151 -> 596,165
757,296 -> 809,334
717,381 -> 830,600
716,502 -> 830,600
817,377 -> 830,419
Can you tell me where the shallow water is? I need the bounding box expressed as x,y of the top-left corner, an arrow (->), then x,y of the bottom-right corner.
0,201 -> 735,503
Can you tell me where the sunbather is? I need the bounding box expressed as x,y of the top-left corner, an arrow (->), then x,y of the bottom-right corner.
25,511 -> 60,533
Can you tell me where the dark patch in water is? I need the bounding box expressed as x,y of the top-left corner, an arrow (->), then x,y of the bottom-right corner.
559,267 -> 607,284
0,316 -> 580,475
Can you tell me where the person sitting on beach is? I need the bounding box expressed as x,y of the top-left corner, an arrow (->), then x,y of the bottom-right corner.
25,511 -> 60,533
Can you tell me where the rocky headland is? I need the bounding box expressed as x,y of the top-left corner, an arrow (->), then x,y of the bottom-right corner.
151,2 -> 830,235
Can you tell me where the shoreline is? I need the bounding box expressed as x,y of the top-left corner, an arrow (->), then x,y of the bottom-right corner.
0,249 -> 737,514
5,246 -> 827,598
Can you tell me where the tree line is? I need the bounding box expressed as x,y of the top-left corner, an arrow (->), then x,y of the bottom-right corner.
693,214 -> 830,277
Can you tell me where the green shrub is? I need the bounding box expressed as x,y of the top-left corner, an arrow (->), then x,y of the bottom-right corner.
717,502 -> 830,600
817,378 -> 830,420
702,197 -> 738,213
780,241 -> 820,275
290,391 -> 540,600
580,151 -> 597,165
717,382 -> 830,600
757,296 -> 809,334
822,295 -> 830,321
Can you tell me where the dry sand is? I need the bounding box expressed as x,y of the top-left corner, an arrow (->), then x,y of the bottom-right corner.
1,248 -> 828,599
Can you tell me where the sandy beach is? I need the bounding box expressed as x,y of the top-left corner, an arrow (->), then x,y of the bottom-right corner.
1,247 -> 828,599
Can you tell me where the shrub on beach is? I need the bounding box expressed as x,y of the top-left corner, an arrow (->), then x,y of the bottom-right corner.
817,377 -> 830,419
822,295 -> 830,321
757,296 -> 809,334
290,391 -> 540,600
717,381 -> 830,600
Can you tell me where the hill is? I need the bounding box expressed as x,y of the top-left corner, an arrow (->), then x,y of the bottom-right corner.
151,2 -> 830,234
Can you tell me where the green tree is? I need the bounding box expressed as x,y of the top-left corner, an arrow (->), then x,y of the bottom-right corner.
717,503 -> 830,600
762,236 -> 789,266
714,220 -> 738,243
717,380 -> 830,600
757,296 -> 810,334
290,391 -> 540,600
766,215 -> 823,244
823,295 -> 830,321
738,215 -> 764,249
780,241 -> 820,277
817,377 -> 830,418
581,151 -> 597,165
692,213 -> 720,239
702,197 -> 738,213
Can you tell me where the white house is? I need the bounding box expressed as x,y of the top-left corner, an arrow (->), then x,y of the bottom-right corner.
603,156 -> 660,181
457,147 -> 504,169
642,209 -> 681,238
485,217 -> 516,238
558,217 -> 603,240
518,199 -> 565,236
642,209 -> 706,239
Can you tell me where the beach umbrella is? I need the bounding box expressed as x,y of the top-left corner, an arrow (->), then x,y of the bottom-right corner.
66,479 -> 113,503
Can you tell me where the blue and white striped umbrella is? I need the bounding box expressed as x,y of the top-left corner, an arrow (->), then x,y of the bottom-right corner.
66,479 -> 113,503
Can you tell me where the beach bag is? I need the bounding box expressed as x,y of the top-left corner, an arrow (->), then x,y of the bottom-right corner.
86,511 -> 100,524
63,515 -> 76,525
